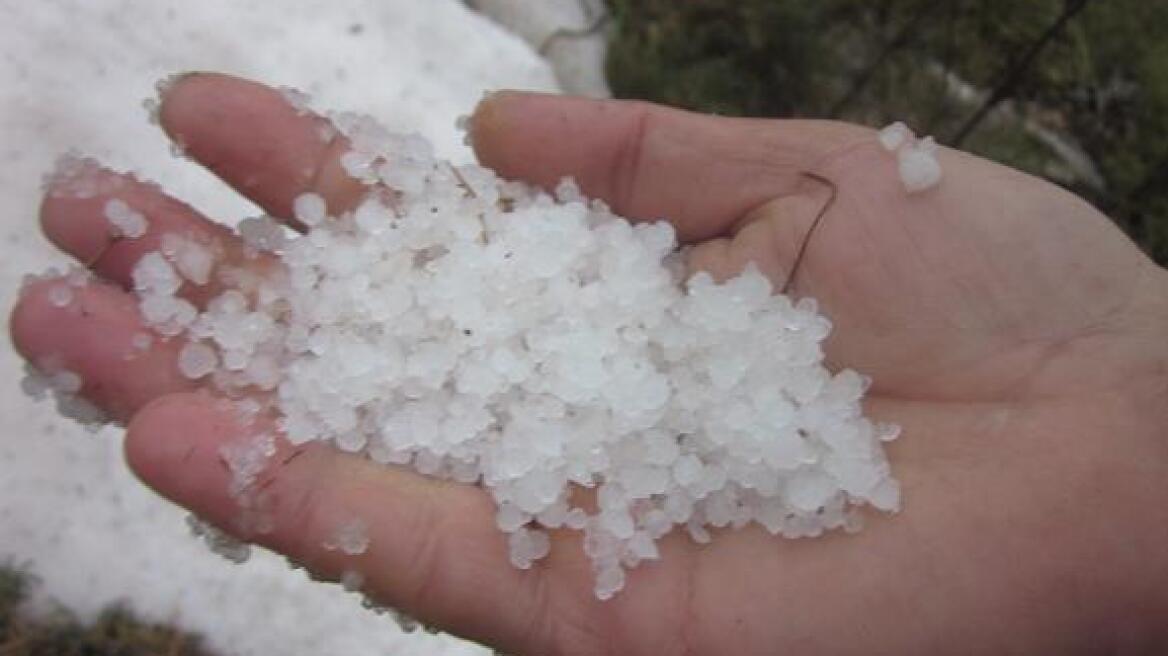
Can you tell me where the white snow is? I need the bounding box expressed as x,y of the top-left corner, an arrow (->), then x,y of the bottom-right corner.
470,0 -> 610,97
0,1 -> 556,655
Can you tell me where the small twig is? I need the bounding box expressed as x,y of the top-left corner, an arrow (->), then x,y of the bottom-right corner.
448,163 -> 491,243
448,163 -> 478,199
281,448 -> 307,467
388,192 -> 406,220
781,172 -> 838,296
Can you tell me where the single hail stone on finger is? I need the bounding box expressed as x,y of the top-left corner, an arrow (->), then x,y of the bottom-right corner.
878,121 -> 913,152
161,233 -> 215,285
21,359 -> 107,429
47,284 -> 74,308
324,518 -> 370,556
880,121 -> 943,193
897,140 -> 943,193
104,198 -> 148,238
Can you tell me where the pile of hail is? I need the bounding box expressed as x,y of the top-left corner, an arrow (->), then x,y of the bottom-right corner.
26,99 -> 915,602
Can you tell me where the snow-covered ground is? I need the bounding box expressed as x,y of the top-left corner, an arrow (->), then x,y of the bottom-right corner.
470,0 -> 610,97
0,1 -> 559,654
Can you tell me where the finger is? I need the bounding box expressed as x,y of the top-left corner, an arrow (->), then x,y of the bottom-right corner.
684,188 -> 834,292
159,72 -> 366,223
125,391 -> 552,650
40,159 -> 280,307
470,91 -> 871,242
11,278 -> 197,422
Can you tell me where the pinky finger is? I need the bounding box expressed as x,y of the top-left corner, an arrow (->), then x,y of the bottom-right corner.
10,277 -> 198,422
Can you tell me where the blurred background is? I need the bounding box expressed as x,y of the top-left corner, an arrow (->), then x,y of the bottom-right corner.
1,1 -> 1163,655
603,0 -> 1168,265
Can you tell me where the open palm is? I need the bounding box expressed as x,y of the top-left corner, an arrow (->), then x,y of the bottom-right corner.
12,74 -> 1168,655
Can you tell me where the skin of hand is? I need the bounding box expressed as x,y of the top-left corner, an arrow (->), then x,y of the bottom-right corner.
10,73 -> 1168,656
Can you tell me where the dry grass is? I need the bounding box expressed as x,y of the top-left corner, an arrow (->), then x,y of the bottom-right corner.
0,564 -> 217,656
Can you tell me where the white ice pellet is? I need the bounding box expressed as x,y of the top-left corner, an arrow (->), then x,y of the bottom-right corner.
20,365 -> 50,400
55,394 -> 107,431
317,122 -> 339,143
25,361 -> 73,395
867,477 -> 902,512
564,508 -> 588,530
875,421 -> 902,442
292,192 -> 327,226
43,152 -> 118,199
340,569 -> 365,592
132,252 -> 182,296
324,518 -> 370,556
219,432 -> 277,498
187,515 -> 251,564
878,121 -> 913,152
169,138 -> 189,159
508,527 -> 551,569
49,369 -> 82,394
238,216 -> 288,252
132,333 -> 153,351
47,284 -> 73,308
278,86 -> 313,115
495,503 -> 528,532
881,122 -> 943,194
161,233 -> 215,285
898,143 -> 943,193
104,198 -> 148,238
21,358 -> 109,431
53,108 -> 905,601
148,73 -> 189,124
787,470 -> 838,513
594,565 -> 625,601
66,266 -> 90,287
178,341 -> 218,379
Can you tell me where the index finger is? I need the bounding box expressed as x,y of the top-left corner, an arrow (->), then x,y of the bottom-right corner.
470,92 -> 870,242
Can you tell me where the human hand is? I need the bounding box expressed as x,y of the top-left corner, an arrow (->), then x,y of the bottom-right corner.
12,73 -> 1168,655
